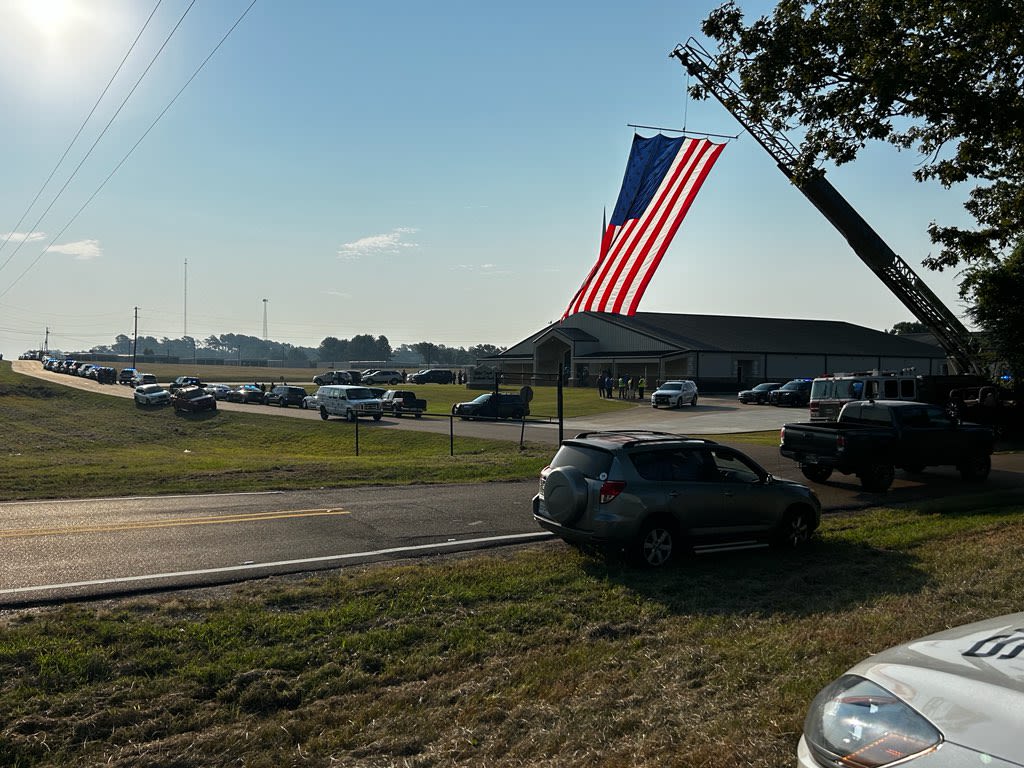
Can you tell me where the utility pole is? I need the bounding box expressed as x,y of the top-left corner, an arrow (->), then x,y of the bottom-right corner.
132,306 -> 138,369
262,298 -> 268,341
184,258 -> 188,337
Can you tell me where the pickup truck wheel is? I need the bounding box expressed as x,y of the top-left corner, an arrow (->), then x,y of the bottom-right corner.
414,412 -> 421,419
373,414 -> 382,421
801,464 -> 833,483
634,518 -> 678,568
773,507 -> 814,549
319,406 -> 329,421
958,454 -> 991,482
859,463 -> 895,492
542,467 -> 588,524
279,400 -> 287,407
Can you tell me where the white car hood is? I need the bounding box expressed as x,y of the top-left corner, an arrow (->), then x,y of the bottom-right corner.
850,613 -> 1024,763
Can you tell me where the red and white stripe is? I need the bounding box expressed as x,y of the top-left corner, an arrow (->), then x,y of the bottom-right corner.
564,137 -> 724,318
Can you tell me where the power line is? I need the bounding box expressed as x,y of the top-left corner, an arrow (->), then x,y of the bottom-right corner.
0,0 -> 165,271
0,0 -> 259,302
0,0 -> 197,278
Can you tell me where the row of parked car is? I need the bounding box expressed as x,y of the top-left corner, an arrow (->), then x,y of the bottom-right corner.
41,357 -> 121,383
311,368 -> 457,386
736,378 -> 813,407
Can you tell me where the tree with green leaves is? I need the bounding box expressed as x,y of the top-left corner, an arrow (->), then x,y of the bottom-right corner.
413,342 -> 439,366
964,241 -> 1024,382
699,0 -> 1023,271
697,0 -> 1023,379
887,321 -> 929,336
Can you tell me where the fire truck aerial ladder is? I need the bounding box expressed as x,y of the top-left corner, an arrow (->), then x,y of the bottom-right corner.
671,40 -> 986,377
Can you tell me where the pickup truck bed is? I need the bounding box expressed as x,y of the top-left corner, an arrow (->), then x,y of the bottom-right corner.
780,399 -> 994,491
380,389 -> 426,418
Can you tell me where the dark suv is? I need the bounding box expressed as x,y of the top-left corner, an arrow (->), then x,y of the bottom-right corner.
533,430 -> 820,567
769,378 -> 813,407
452,392 -> 529,420
264,385 -> 307,407
171,386 -> 217,413
409,369 -> 454,384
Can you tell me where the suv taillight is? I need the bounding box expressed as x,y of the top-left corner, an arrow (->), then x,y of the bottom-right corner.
599,480 -> 626,504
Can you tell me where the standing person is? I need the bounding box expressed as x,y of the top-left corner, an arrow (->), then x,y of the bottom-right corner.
596,373 -> 605,398
638,376 -> 646,400
606,373 -> 614,399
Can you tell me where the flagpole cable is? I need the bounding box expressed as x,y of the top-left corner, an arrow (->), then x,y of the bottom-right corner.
683,69 -> 690,132
627,124 -> 739,141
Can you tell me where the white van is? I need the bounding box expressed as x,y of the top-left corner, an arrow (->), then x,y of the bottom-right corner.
315,385 -> 383,422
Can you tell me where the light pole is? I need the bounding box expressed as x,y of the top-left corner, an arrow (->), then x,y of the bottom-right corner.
262,298 -> 268,341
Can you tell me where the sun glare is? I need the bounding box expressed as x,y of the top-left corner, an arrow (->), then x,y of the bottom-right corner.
19,0 -> 78,36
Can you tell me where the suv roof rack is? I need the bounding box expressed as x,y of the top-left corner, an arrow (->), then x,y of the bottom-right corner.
567,430 -> 719,448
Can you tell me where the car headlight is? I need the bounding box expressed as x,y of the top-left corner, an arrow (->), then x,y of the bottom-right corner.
802,675 -> 942,767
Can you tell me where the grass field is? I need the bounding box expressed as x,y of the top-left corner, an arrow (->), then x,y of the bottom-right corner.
0,363 -> 554,501
6,359 -> 1021,766
1,362 -> 776,501
2,496 -> 1023,766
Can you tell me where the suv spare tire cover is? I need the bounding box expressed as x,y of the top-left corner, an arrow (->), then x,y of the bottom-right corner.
542,466 -> 588,524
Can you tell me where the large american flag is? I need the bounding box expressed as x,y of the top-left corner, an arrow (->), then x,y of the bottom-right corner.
563,134 -> 724,318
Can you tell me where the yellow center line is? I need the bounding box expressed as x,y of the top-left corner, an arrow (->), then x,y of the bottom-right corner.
0,508 -> 351,539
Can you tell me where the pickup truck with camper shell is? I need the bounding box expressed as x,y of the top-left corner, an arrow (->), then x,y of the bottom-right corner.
779,399 -> 994,491
380,389 -> 426,418
315,385 -> 383,422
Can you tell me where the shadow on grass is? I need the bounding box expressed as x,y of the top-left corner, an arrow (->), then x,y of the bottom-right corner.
581,537 -> 929,619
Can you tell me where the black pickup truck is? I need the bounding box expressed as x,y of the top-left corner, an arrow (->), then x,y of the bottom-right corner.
380,389 -> 426,418
779,399 -> 994,491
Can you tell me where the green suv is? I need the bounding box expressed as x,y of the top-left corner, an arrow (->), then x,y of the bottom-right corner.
533,431 -> 821,567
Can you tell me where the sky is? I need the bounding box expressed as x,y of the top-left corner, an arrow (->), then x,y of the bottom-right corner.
0,0 -> 978,361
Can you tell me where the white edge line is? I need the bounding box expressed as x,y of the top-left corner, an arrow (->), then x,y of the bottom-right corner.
1,532 -> 554,596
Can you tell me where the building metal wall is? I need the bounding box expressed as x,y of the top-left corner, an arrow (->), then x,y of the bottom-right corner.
571,314 -> 676,353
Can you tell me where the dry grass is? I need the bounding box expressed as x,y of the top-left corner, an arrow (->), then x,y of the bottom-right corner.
2,498 -> 1023,767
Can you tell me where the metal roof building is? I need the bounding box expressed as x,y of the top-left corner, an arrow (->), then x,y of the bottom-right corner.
492,312 -> 948,390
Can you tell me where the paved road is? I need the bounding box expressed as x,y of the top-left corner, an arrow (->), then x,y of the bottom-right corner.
5,360 -> 1023,606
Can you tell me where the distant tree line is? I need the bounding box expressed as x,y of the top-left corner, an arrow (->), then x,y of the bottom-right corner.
87,332 -> 505,365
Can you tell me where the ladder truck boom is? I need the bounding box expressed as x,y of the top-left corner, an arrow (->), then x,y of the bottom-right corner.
670,40 -> 984,376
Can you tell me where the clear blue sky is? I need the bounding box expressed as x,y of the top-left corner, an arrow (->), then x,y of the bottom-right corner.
0,0 -> 974,361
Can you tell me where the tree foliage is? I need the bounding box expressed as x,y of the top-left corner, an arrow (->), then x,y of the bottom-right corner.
887,321 -> 928,335
698,0 -> 1024,271
964,241 -> 1024,382
84,331 -> 504,367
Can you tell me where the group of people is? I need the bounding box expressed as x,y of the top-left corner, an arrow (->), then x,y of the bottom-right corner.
596,372 -> 646,400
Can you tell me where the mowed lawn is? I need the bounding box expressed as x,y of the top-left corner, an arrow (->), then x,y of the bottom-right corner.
1,499 -> 1023,767
0,363 -> 557,501
4,360 -> 1024,766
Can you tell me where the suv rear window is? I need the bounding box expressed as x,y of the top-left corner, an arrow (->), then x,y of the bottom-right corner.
550,445 -> 613,478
